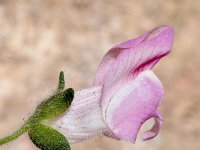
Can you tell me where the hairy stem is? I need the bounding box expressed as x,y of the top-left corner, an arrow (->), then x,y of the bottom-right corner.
0,123 -> 29,145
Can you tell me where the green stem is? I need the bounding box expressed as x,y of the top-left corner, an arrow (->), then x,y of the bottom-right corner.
0,123 -> 29,145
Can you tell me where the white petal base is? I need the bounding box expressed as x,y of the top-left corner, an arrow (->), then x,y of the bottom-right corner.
53,86 -> 107,143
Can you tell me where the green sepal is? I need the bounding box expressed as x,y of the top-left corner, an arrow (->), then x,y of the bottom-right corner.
28,123 -> 70,150
31,88 -> 74,122
57,71 -> 65,92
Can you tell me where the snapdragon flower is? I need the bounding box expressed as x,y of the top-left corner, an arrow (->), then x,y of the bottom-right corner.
0,25 -> 173,150
55,25 -> 174,143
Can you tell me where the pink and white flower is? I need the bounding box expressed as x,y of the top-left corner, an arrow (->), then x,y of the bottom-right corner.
54,25 -> 174,144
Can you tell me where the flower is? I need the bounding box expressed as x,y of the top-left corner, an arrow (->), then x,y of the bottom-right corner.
54,25 -> 174,144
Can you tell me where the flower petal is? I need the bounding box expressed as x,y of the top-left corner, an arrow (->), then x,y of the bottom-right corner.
104,70 -> 164,143
54,86 -> 107,143
141,112 -> 163,141
94,25 -> 173,87
106,26 -> 173,84
97,26 -> 173,116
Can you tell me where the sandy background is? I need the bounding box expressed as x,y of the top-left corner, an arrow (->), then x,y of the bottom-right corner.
0,0 -> 200,150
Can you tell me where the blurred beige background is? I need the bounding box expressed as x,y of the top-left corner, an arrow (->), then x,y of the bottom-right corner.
0,0 -> 200,150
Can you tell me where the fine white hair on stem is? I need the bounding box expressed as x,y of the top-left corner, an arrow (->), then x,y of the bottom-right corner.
53,86 -> 107,143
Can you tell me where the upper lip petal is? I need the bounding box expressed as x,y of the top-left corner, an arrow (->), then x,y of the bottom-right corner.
94,25 -> 173,87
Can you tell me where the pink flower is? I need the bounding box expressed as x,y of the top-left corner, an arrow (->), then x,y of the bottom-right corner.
54,25 -> 174,144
